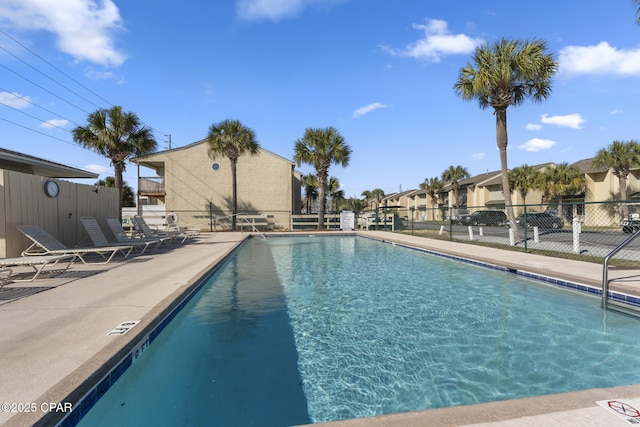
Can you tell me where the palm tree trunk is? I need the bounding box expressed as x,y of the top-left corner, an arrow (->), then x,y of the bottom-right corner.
620,175 -> 629,219
496,108 -> 519,240
231,159 -> 237,231
317,173 -> 327,230
453,184 -> 459,208
114,161 -> 124,222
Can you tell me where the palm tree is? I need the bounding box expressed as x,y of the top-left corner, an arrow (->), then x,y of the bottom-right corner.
454,38 -> 557,230
508,165 -> 540,205
95,176 -> 135,207
340,197 -> 366,212
441,165 -> 470,208
419,177 -> 443,220
294,127 -> 351,229
72,106 -> 157,221
301,173 -> 319,213
551,163 -> 585,204
206,119 -> 260,231
361,189 -> 386,225
593,140 -> 640,202
634,0 -> 640,24
327,176 -> 344,212
538,163 -> 585,221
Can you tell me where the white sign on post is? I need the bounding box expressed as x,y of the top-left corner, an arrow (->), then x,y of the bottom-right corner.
340,211 -> 355,231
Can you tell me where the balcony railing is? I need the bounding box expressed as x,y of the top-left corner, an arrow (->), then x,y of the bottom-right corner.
139,176 -> 164,194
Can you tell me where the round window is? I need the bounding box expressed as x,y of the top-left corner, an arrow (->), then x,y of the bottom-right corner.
211,162 -> 220,171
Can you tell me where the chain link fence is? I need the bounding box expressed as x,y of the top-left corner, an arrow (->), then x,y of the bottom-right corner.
380,201 -> 640,265
124,201 -> 640,264
123,208 -> 347,232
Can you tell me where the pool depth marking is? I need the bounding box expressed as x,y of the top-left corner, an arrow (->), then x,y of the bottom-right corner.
106,320 -> 140,336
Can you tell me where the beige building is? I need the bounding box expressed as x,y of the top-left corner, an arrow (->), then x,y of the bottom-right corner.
133,140 -> 302,231
0,148 -> 116,257
416,159 -> 638,226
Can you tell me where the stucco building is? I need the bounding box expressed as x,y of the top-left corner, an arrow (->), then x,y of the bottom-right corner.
385,159 -> 640,227
133,140 -> 302,231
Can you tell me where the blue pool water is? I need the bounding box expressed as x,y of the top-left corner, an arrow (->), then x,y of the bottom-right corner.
78,236 -> 640,426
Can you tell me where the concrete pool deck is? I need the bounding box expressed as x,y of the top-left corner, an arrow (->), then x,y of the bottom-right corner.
0,230 -> 639,426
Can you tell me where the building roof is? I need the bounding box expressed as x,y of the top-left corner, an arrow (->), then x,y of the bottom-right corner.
406,189 -> 428,197
0,147 -> 98,179
453,162 -> 557,189
442,170 -> 501,191
133,139 -> 295,169
383,189 -> 416,201
571,157 -> 607,174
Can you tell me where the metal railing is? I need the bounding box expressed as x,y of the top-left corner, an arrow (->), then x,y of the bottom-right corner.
388,201 -> 640,263
602,229 -> 640,313
138,177 -> 164,193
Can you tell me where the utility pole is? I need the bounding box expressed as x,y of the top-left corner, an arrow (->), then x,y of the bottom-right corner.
165,134 -> 172,149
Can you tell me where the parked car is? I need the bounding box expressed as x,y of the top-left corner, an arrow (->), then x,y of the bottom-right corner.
460,210 -> 507,226
450,209 -> 469,224
515,212 -> 563,229
622,213 -> 640,233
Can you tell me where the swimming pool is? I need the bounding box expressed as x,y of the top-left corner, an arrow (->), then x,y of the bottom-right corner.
76,235 -> 640,426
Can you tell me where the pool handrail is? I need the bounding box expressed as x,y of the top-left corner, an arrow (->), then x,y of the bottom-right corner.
602,228 -> 640,310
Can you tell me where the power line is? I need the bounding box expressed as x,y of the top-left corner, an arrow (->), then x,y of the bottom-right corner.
0,28 -> 115,108
0,87 -> 82,127
0,29 -> 170,147
0,43 -> 104,111
0,62 -> 92,115
0,100 -> 73,132
0,116 -> 77,146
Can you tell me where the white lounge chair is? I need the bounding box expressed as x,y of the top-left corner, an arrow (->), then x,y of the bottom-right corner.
0,254 -> 76,287
165,213 -> 200,238
81,217 -> 160,255
17,225 -> 133,264
105,217 -> 166,250
132,216 -> 191,244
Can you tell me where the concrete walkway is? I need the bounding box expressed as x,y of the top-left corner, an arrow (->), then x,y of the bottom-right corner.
0,230 -> 639,426
0,233 -> 248,426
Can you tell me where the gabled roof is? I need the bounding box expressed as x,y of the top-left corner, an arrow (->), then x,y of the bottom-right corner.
407,188 -> 428,197
571,157 -> 607,174
383,189 -> 416,201
133,139 -> 295,167
449,162 -> 557,189
0,147 -> 98,178
442,170 -> 501,191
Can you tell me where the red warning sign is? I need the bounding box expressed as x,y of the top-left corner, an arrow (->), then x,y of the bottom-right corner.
608,400 -> 640,418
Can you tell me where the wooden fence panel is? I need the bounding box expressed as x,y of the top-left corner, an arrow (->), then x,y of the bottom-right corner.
1,169 -> 118,257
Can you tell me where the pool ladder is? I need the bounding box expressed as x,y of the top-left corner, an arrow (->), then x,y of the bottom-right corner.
602,229 -> 640,316
240,217 -> 266,239
216,213 -> 267,238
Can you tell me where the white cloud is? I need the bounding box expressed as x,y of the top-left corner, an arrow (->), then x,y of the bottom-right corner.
236,0 -> 344,21
0,0 -> 126,67
472,152 -> 485,159
610,108 -> 622,115
84,164 -> 109,174
559,42 -> 640,77
0,91 -> 30,108
39,118 -> 69,129
526,123 -> 542,131
381,18 -> 483,62
519,138 -> 557,152
84,68 -> 120,81
540,113 -> 586,129
352,102 -> 389,118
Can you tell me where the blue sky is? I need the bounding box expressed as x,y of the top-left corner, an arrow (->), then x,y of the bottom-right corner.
1,0 -> 640,198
